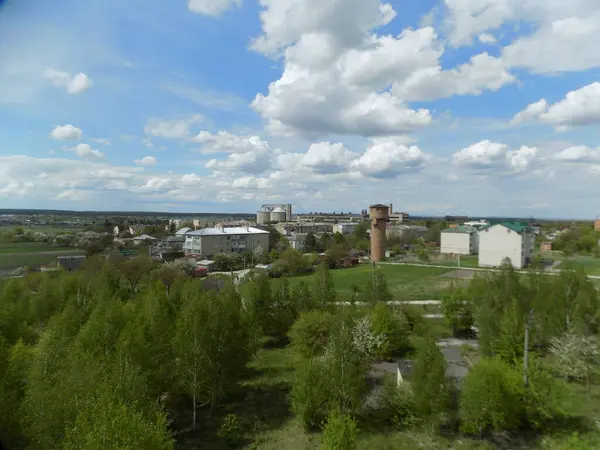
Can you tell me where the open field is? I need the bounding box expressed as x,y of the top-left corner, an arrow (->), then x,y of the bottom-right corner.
263,264 -> 457,301
0,249 -> 85,271
0,225 -> 86,235
559,256 -> 600,276
0,242 -> 59,254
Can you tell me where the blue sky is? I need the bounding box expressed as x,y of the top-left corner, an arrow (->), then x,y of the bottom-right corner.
0,0 -> 599,218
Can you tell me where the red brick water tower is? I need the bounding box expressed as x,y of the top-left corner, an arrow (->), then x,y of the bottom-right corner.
369,204 -> 390,262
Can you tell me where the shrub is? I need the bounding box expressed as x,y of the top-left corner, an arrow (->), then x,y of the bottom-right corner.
523,357 -> 569,429
289,310 -> 334,358
217,413 -> 243,447
321,409 -> 358,450
459,358 -> 524,435
411,335 -> 450,423
370,303 -> 409,359
380,378 -> 417,428
292,357 -> 329,429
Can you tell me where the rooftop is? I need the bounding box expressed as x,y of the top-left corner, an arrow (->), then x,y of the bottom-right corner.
186,226 -> 269,236
481,222 -> 533,233
442,225 -> 477,234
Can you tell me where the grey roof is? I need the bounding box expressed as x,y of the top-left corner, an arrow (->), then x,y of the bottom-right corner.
175,227 -> 191,235
186,226 -> 269,236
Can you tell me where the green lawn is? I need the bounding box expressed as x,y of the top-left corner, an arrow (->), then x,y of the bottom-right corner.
0,250 -> 85,271
559,256 -> 600,276
261,264 -> 454,301
0,242 -> 58,254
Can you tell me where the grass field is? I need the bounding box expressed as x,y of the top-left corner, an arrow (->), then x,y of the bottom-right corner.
559,256 -> 600,276
263,264 -> 455,301
0,242 -> 58,254
0,249 -> 85,271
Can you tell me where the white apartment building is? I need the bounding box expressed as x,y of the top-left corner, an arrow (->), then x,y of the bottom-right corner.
183,226 -> 269,257
332,222 -> 358,235
440,226 -> 478,255
478,222 -> 535,269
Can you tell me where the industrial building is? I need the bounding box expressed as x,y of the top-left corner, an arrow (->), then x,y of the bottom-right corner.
276,222 -> 333,234
370,204 -> 390,262
332,222 -> 358,235
386,224 -> 427,240
478,222 -> 535,269
183,226 -> 270,257
440,226 -> 478,255
286,233 -> 306,251
388,204 -> 410,222
256,203 -> 292,224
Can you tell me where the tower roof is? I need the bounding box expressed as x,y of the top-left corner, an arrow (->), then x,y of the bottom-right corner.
369,204 -> 389,209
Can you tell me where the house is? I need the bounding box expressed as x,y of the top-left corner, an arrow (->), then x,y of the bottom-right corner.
132,234 -> 157,245
183,226 -> 270,258
540,241 -> 553,252
478,222 -> 535,269
175,227 -> 191,236
198,260 -> 216,273
440,226 -> 478,255
286,233 -> 306,250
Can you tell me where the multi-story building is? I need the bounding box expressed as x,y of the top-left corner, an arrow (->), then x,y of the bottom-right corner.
183,226 -> 270,257
440,225 -> 478,255
478,222 -> 535,269
286,233 -> 306,251
276,222 -> 333,234
332,222 -> 358,235
386,224 -> 427,240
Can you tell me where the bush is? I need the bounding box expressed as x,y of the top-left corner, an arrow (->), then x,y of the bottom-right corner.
411,335 -> 450,423
380,378 -> 418,428
539,432 -> 600,449
370,303 -> 409,359
321,409 -> 358,450
289,310 -> 334,358
217,413 -> 243,447
459,358 -> 524,435
523,357 -> 569,429
292,357 -> 329,429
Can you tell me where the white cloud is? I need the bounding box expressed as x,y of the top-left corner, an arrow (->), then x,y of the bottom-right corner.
511,83 -> 600,129
453,140 -> 539,174
134,156 -> 157,166
138,177 -> 173,192
251,1 -> 515,138
540,83 -> 600,128
231,176 -> 272,189
0,181 -> 35,198
50,124 -> 83,141
507,146 -> 537,172
69,143 -> 106,162
478,33 -> 497,44
188,0 -> 242,16
453,140 -> 509,167
555,145 -> 600,162
298,142 -> 358,174
43,68 -> 93,94
350,140 -> 430,178
91,138 -> 111,145
144,115 -> 203,139
206,150 -> 272,174
510,99 -> 549,125
193,131 -> 270,154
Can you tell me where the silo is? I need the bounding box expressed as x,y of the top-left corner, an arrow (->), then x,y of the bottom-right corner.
270,206 -> 287,223
256,210 -> 270,224
369,204 -> 390,262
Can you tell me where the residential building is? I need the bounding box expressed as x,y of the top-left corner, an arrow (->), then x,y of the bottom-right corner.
440,226 -> 479,255
332,222 -> 358,235
540,241 -> 552,252
594,219 -> 600,231
175,227 -> 191,235
183,226 -> 269,257
386,224 -> 427,240
478,222 -> 535,269
286,233 -> 306,251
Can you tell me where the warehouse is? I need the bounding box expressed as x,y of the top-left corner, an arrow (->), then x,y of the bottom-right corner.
332,222 -> 358,235
183,226 -> 270,257
478,222 -> 535,269
440,225 -> 478,255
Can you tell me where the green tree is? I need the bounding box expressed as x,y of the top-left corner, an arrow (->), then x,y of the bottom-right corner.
549,331 -> 599,394
440,287 -> 472,336
121,255 -> 155,293
362,267 -> 392,304
370,302 -> 409,359
411,335 -> 450,423
321,409 -> 358,450
313,262 -> 336,306
305,232 -> 318,252
460,358 -> 524,435
289,310 -> 334,358
61,388 -> 173,450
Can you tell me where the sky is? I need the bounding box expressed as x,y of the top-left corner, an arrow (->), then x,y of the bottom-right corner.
0,0 -> 599,218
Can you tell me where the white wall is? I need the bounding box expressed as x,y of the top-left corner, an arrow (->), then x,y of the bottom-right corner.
478,225 -> 524,268
440,232 -> 471,255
